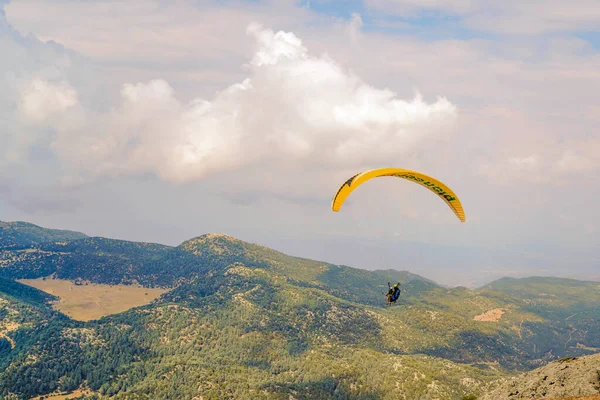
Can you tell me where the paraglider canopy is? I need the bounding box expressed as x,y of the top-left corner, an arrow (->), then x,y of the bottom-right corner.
331,168 -> 466,222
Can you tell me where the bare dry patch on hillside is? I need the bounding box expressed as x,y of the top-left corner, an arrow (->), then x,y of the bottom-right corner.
0,321 -> 19,348
474,308 -> 505,322
576,342 -> 600,352
31,389 -> 96,399
18,278 -> 168,321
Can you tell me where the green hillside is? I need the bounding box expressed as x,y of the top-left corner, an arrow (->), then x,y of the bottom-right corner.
0,221 -> 599,399
0,261 -> 503,399
0,277 -> 58,306
0,221 -> 88,249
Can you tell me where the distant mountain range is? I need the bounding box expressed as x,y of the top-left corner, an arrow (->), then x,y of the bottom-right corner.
1,220 -> 599,399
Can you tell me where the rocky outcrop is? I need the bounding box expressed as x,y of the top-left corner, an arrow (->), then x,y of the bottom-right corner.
481,353 -> 600,399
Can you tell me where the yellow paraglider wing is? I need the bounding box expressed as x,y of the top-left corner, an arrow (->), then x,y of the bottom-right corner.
331,168 -> 466,222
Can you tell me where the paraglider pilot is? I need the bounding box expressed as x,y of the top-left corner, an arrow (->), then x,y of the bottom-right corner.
386,282 -> 401,305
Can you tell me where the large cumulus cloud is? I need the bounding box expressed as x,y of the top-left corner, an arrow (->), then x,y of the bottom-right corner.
3,18 -> 457,188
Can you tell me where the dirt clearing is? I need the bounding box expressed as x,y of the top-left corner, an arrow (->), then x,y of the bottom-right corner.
18,278 -> 168,321
474,308 -> 505,322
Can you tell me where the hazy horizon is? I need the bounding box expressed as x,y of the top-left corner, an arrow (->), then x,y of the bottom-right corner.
1,0 -> 598,288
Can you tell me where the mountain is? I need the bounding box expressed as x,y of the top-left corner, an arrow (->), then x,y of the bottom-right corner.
480,276 -> 600,319
0,221 -> 599,399
480,353 -> 600,399
0,220 -> 88,249
0,230 -> 439,304
0,234 -> 497,399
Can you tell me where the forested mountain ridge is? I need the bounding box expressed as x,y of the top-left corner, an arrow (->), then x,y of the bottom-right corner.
0,223 -> 438,305
0,221 -> 87,250
0,221 -> 599,399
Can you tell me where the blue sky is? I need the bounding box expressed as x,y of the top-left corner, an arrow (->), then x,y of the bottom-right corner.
1,0 -> 599,287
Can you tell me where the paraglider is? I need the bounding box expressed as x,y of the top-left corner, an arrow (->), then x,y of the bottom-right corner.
331,168 -> 466,222
331,168 -> 466,307
385,282 -> 401,306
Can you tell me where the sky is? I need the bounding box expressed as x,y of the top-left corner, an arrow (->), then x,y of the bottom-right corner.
1,0 -> 599,287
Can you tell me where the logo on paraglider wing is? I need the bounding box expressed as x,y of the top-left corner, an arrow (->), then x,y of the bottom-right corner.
345,173 -> 360,188
396,174 -> 456,202
332,173 -> 362,210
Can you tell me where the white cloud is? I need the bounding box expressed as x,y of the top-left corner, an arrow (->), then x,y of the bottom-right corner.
557,149 -> 596,174
3,0 -> 318,102
478,148 -> 600,184
18,78 -> 78,122
478,155 -> 544,184
508,155 -> 538,168
10,22 -> 457,184
344,13 -> 363,41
